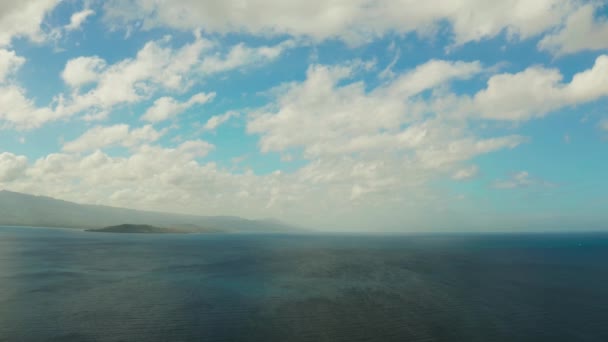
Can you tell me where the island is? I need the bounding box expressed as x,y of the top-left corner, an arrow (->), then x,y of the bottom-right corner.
86,224 -> 187,234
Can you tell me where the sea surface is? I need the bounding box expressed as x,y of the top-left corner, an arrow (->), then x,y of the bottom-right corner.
1,227 -> 607,342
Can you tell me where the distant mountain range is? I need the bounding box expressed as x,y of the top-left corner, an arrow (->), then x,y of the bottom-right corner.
0,190 -> 303,233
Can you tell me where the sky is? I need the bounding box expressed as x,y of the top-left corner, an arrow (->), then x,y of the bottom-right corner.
0,0 -> 607,232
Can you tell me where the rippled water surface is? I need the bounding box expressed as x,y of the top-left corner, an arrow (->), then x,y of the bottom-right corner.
1,227 -> 607,341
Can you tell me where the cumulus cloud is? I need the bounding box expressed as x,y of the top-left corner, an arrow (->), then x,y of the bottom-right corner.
0,49 -> 25,83
0,0 -> 60,46
202,111 -> 239,131
0,85 -> 57,130
8,141 -> 218,207
61,56 -> 107,88
102,0 -> 577,46
65,9 -> 95,31
539,4 -> 608,56
55,34 -> 290,123
5,34 -> 210,129
142,92 -> 215,123
417,135 -> 527,169
471,55 -> 608,121
62,124 -> 165,152
248,59 -> 494,160
56,35 -> 214,117
245,59 -> 527,205
200,40 -> 294,74
0,30 -> 296,130
4,34 -> 215,129
0,147 -> 437,229
0,152 -> 28,182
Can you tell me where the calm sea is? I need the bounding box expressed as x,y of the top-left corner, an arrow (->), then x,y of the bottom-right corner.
1,226 -> 607,341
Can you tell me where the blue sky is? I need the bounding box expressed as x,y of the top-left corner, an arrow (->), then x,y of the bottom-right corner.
0,0 -> 607,231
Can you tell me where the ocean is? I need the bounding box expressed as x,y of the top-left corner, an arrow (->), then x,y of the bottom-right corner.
1,226 -> 607,341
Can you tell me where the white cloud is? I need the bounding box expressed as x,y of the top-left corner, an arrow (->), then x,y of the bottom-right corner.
0,85 -> 57,129
451,165 -> 479,181
142,92 -> 215,123
416,135 -> 526,169
203,111 -> 239,131
0,147 -> 431,229
200,40 -> 294,74
0,32 -> 298,130
0,133 -> 524,231
493,171 -> 555,189
600,119 -> 608,132
57,35 -> 286,123
566,55 -> 608,102
246,59 -> 527,206
61,56 -> 107,88
10,140 -> 217,205
473,66 -> 565,120
65,9 -> 95,31
0,0 -> 60,46
472,55 -> 608,121
0,152 -> 27,182
62,124 -> 164,152
102,0 -> 577,46
248,59 -> 485,157
57,35 -> 214,118
387,59 -> 483,97
0,49 -> 25,83
539,4 -> 608,56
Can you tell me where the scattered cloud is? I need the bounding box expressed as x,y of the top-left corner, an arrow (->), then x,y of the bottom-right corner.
62,124 -> 165,152
102,0 -> 578,47
0,50 -> 25,83
56,35 -> 214,119
0,0 -> 60,46
142,92 -> 216,123
53,35 -> 290,125
539,4 -> 608,56
248,59 -> 485,157
65,9 -> 95,31
0,85 -> 57,130
471,55 -> 608,121
493,171 -> 555,189
0,152 -> 28,182
61,56 -> 107,88
452,165 -> 480,181
200,40 -> 294,74
203,111 -> 239,131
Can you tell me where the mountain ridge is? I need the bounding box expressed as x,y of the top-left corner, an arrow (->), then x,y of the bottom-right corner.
0,190 -> 303,233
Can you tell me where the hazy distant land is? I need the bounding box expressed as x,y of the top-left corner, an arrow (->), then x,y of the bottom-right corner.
0,190 -> 303,234
86,224 -> 189,234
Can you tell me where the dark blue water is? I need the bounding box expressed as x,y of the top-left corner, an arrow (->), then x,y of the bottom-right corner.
1,227 -> 607,341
